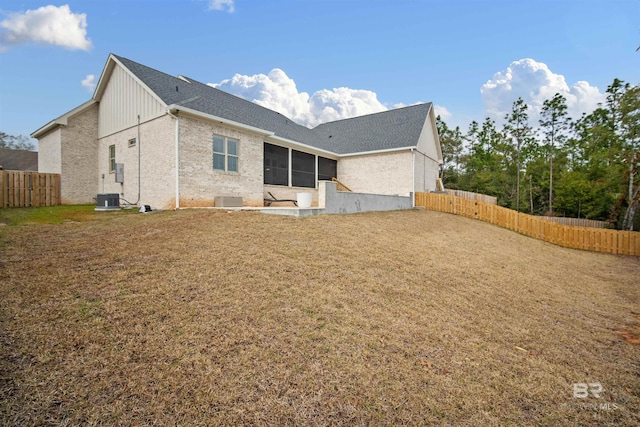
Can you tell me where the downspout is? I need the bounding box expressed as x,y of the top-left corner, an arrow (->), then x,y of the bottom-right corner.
167,108 -> 180,209
131,114 -> 141,205
412,148 -> 417,206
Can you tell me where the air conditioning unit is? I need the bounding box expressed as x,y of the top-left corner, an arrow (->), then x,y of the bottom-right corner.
95,193 -> 120,211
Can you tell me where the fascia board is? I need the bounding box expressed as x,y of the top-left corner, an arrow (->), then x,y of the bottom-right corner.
92,54 -> 116,100
168,105 -> 275,137
338,146 -> 414,157
428,105 -> 443,162
31,100 -> 97,138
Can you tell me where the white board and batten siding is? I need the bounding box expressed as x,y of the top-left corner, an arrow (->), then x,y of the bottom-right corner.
98,64 -> 166,138
413,109 -> 442,193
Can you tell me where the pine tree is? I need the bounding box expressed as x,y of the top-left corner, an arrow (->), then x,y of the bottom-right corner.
539,93 -> 570,214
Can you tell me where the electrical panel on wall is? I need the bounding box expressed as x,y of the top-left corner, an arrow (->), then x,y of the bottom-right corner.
115,163 -> 124,183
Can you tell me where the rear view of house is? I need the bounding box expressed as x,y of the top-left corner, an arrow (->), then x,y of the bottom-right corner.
32,54 -> 442,208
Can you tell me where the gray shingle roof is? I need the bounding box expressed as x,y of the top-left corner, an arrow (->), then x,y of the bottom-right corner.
114,55 -> 431,155
312,103 -> 432,154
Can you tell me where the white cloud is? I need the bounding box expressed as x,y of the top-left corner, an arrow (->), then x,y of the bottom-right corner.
434,105 -> 452,120
81,74 -> 96,92
0,5 -> 91,51
308,87 -> 387,126
211,68 -> 389,127
208,0 -> 235,12
481,58 -> 605,123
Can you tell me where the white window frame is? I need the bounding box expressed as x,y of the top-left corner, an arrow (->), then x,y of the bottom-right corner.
213,135 -> 239,173
109,144 -> 116,173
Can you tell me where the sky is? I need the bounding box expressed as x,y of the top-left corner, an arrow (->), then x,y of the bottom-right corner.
0,0 -> 638,145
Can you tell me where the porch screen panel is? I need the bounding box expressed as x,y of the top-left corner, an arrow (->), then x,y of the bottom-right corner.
318,157 -> 337,181
264,143 -> 288,185
292,150 -> 315,188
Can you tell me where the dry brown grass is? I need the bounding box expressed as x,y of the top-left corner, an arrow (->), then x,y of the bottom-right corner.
1,208 -> 638,426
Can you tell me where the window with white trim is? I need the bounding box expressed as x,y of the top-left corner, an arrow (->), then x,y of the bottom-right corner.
213,135 -> 239,173
109,145 -> 116,173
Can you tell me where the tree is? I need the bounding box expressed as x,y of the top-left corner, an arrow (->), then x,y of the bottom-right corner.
435,78 -> 638,229
539,93 -> 570,213
619,85 -> 640,230
436,116 -> 465,187
0,132 -> 36,151
567,108 -> 620,221
503,98 -> 535,212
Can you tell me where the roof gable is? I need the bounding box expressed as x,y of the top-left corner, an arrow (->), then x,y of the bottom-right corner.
94,55 -> 166,108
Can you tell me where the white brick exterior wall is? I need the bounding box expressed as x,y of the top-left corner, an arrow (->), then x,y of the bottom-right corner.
98,114 -> 175,209
41,106 -> 440,208
60,104 -> 99,204
37,104 -> 98,204
98,114 -> 269,209
338,151 -> 413,196
38,129 -> 62,174
178,115 -> 264,207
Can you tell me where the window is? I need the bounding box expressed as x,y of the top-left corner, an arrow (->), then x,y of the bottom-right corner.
109,145 -> 116,172
213,135 -> 239,173
318,157 -> 337,181
128,137 -> 136,147
292,150 -> 315,188
264,143 -> 288,185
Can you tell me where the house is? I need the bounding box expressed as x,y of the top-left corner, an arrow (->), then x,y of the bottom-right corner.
31,54 -> 442,208
0,148 -> 38,171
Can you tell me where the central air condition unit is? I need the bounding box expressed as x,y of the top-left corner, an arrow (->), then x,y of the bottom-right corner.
95,193 -> 120,211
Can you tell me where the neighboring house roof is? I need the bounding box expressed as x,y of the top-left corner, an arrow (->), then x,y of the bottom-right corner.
111,55 -> 437,156
0,148 -> 38,171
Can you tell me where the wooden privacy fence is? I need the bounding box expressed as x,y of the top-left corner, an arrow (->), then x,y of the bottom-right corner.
537,216 -> 610,229
444,189 -> 497,205
415,192 -> 640,256
0,170 -> 61,208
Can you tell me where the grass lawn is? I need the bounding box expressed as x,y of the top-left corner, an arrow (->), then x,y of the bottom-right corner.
0,204 -> 137,226
0,208 -> 638,426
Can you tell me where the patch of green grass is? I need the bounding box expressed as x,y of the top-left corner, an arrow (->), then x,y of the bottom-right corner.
0,204 -> 135,226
